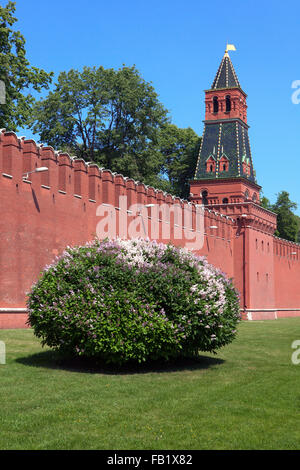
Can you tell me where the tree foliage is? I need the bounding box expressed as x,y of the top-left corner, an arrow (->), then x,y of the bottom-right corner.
157,123 -> 201,198
261,190 -> 299,242
273,191 -> 298,242
30,65 -> 169,184
259,193 -> 273,211
0,1 -> 53,131
295,215 -> 300,243
30,65 -> 201,196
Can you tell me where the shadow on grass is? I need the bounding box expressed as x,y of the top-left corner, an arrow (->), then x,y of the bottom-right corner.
16,350 -> 225,375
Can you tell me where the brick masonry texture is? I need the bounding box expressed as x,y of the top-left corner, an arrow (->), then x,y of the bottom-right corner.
0,129 -> 300,327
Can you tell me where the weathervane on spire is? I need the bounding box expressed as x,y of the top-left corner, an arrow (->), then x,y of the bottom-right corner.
225,43 -> 236,54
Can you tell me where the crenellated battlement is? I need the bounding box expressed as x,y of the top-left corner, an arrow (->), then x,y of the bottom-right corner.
273,236 -> 300,260
0,129 -> 236,230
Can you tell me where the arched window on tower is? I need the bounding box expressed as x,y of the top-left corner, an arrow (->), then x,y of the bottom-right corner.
213,96 -> 219,113
201,190 -> 208,205
225,95 -> 231,112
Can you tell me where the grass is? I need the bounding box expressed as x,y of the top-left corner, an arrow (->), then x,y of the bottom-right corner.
1,318 -> 300,450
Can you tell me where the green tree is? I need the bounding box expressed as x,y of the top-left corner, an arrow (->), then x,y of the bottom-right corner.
273,191 -> 298,242
295,215 -> 300,243
259,192 -> 273,211
0,1 -> 53,131
157,123 -> 201,198
30,65 -> 169,185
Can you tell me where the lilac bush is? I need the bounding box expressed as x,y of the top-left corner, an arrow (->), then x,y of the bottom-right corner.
27,238 -> 241,365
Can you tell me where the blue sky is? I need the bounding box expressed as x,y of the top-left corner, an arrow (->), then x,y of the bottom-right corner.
9,0 -> 300,213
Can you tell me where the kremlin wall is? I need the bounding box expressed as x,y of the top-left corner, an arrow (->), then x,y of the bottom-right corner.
0,129 -> 300,328
1,50 -> 300,328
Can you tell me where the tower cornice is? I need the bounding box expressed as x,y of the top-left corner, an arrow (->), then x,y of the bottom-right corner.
203,118 -> 250,129
204,87 -> 247,98
191,176 -> 261,192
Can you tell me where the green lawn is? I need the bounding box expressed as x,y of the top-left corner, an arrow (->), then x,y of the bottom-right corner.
1,318 -> 300,450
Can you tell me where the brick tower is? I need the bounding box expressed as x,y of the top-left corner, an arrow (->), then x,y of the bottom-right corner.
190,47 -> 262,210
190,48 -> 278,318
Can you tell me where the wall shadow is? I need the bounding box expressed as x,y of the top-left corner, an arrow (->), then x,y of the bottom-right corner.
31,188 -> 40,212
16,350 -> 225,375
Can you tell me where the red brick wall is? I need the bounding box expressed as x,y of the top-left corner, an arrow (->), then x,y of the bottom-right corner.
1,130 -> 299,327
273,238 -> 300,318
0,131 -> 235,328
